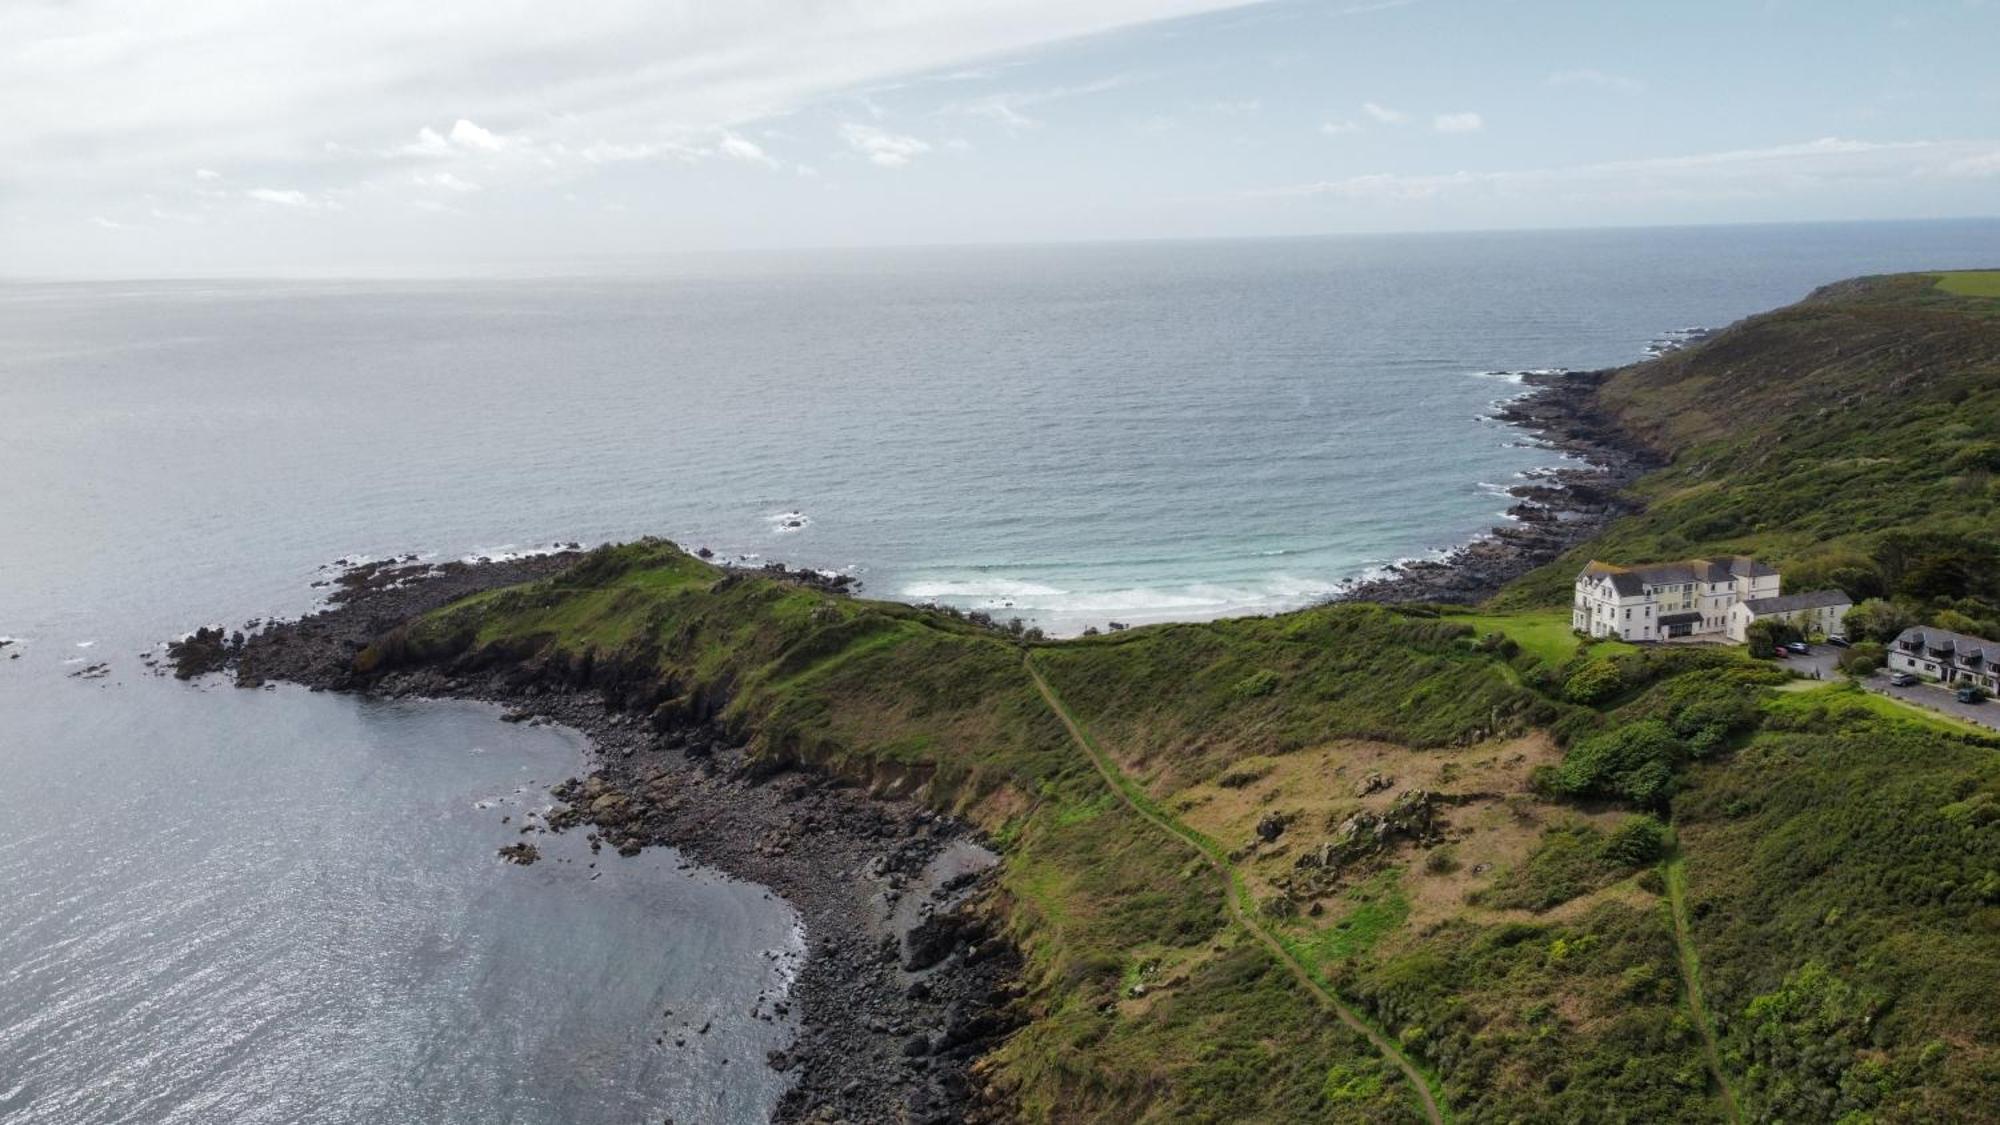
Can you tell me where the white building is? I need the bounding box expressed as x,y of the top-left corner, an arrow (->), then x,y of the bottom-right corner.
1888,627 -> 2000,693
1725,590 -> 1853,643
1572,557 -> 1780,641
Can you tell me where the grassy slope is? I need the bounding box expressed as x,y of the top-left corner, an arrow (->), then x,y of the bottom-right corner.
358,273 -> 2000,1122
1492,273 -> 2000,613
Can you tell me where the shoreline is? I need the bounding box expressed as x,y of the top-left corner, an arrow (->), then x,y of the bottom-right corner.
171,556 -> 1023,1125
1336,367 -> 1657,605
157,363 -> 1651,1120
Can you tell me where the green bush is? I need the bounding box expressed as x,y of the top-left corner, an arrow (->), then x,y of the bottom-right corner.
1601,815 -> 1670,867
1562,659 -> 1626,706
1838,640 -> 1886,676
1550,720 -> 1682,807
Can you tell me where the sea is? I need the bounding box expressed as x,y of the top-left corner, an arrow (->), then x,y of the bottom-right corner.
3,219 -> 1998,1122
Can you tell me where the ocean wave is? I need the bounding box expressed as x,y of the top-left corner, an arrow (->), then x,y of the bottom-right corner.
901,578 -> 1066,600
902,572 -> 1345,631
766,510 -> 810,534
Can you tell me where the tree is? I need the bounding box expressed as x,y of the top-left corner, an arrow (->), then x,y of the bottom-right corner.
1932,608 -> 1999,638
1838,641 -> 1886,676
1843,598 -> 1916,643
1745,619 -> 1794,658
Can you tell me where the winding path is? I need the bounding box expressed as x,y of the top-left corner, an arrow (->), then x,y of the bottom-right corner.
1664,854 -> 1742,1123
1023,652 -> 1448,1125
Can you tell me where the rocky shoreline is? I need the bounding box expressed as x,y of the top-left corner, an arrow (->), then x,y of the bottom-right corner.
171,554 -> 1023,1125
1338,368 -> 1659,605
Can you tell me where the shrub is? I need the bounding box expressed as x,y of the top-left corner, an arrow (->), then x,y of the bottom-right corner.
1601,815 -> 1670,867
1562,659 -> 1626,706
1838,640 -> 1886,676
1550,719 -> 1683,807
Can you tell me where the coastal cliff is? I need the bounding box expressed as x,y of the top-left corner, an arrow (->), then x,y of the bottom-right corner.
176,272 -> 2000,1123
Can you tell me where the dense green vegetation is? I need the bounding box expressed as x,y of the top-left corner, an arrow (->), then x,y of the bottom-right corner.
357,273 -> 2000,1121
1494,273 -> 2000,630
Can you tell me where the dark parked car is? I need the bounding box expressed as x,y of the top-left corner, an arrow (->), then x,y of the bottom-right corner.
1890,671 -> 1917,687
1826,634 -> 1850,648
1957,684 -> 1986,705
1784,641 -> 1809,654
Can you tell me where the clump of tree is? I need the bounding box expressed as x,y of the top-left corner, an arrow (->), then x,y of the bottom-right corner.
1843,598 -> 1917,642
1745,618 -> 1800,658
1838,640 -> 1886,676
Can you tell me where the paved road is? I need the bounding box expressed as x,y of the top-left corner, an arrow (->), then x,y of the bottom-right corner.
1771,644 -> 2000,732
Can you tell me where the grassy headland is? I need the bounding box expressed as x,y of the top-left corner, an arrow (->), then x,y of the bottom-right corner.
343,272 -> 1999,1121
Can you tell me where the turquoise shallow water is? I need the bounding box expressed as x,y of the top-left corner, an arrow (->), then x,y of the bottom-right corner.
3,220 -> 2000,1121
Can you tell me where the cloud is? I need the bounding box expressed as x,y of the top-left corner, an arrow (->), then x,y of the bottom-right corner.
1547,69 -> 1645,95
412,171 -> 481,192
1433,112 -> 1482,133
718,131 -> 779,167
1249,136 -> 1996,203
1320,119 -> 1359,136
1362,101 -> 1406,125
245,187 -> 342,211
448,118 -> 506,151
193,168 -> 221,181
943,74 -> 1133,132
399,119 -> 508,158
839,122 -> 931,167
91,215 -> 128,230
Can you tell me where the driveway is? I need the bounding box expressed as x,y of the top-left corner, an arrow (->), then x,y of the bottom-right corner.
1863,668 -> 2000,732
1766,644 -> 2000,733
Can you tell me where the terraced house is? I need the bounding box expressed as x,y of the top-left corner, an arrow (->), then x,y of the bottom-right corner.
1888,626 -> 2000,693
1572,556 -> 1782,641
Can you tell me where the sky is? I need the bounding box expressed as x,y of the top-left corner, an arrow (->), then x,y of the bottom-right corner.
4,0 -> 1998,276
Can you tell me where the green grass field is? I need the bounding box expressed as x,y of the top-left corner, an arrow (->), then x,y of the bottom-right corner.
1447,609 -> 1634,667
1773,679 -> 1992,737
1935,270 -> 2000,298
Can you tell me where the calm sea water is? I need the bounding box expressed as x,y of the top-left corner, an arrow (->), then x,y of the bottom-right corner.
4,220 -> 1999,1122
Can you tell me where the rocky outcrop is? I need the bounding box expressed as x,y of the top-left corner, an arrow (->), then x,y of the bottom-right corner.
169,551 -> 1024,1125
1281,789 -> 1445,902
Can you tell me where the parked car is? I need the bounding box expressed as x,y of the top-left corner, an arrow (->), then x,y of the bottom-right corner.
1826,634 -> 1850,648
1957,685 -> 1986,705
1890,671 -> 1917,687
1771,647 -> 1789,658
1784,641 -> 1809,654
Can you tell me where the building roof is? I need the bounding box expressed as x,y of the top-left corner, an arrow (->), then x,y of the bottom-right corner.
1895,626 -> 2000,663
1741,590 -> 1853,615
1578,556 -> 1777,596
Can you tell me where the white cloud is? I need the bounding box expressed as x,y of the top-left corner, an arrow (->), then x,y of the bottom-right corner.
1433,112 -> 1482,133
91,215 -> 128,230
718,131 -> 779,167
245,188 -> 313,207
1943,150 -> 2000,178
1320,119 -> 1359,136
840,122 -> 931,167
193,168 -> 221,181
1250,136 -> 1993,202
448,118 -> 506,151
1547,69 -> 1645,95
943,75 -> 1133,133
1362,101 -> 1406,125
412,171 -> 481,192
